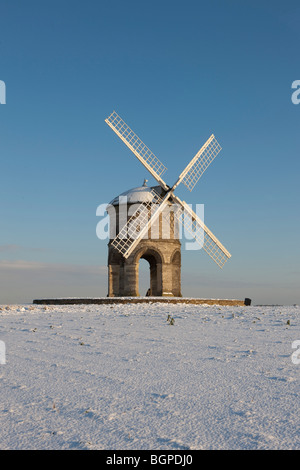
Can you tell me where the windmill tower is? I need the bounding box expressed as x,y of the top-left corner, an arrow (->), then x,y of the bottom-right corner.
105,111 -> 231,298
107,181 -> 182,297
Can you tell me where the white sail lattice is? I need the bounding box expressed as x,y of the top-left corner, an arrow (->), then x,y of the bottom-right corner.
111,188 -> 165,258
105,111 -> 167,183
179,135 -> 222,192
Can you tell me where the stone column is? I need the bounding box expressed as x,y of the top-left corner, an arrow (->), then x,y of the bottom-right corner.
108,264 -> 120,297
161,262 -> 174,296
123,263 -> 138,296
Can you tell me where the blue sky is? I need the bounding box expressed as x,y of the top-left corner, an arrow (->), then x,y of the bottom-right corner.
0,0 -> 299,304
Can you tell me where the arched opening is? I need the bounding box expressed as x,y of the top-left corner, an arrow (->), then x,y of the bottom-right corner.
136,247 -> 163,297
139,258 -> 150,297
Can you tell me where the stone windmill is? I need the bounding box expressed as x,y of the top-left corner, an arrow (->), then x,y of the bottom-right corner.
105,111 -> 231,298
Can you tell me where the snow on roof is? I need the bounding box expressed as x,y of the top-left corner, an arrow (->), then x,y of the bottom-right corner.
108,184 -> 164,206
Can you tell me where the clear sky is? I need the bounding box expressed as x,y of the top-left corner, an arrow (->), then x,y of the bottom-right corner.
1,0 -> 299,305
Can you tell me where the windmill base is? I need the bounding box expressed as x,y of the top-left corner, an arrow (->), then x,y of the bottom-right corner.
33,297 -> 251,306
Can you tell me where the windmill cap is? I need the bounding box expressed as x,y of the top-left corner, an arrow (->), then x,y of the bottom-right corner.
108,185 -> 164,207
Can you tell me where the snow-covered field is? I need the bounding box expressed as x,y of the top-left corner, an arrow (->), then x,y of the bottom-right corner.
0,302 -> 299,450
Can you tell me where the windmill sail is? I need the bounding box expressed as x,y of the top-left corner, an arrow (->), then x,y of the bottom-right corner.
105,111 -> 169,191
172,195 -> 231,268
111,189 -> 172,259
177,134 -> 222,192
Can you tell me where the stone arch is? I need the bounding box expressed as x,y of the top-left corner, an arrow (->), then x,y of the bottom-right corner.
107,238 -> 182,298
134,247 -> 163,296
171,249 -> 181,265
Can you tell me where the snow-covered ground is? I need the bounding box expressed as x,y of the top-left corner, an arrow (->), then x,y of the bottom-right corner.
0,302 -> 299,450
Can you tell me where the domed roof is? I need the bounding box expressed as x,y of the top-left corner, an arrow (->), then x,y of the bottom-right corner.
108,182 -> 165,207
